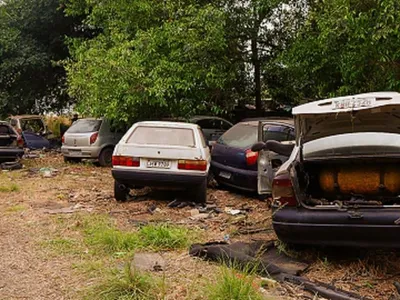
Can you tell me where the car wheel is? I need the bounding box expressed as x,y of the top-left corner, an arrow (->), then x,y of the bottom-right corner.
64,157 -> 82,164
114,181 -> 129,201
99,147 -> 114,167
193,178 -> 207,204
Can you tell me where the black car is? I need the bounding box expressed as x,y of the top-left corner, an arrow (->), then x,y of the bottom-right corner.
0,121 -> 24,162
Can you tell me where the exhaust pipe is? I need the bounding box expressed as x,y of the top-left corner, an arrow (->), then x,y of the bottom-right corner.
119,184 -> 127,190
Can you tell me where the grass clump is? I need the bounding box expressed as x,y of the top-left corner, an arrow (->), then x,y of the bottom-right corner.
88,265 -> 162,300
41,238 -> 81,255
208,266 -> 263,300
138,223 -> 191,250
78,214 -> 193,254
0,183 -> 20,192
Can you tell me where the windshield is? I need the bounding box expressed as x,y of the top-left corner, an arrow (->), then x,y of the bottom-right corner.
218,123 -> 257,149
127,126 -> 195,147
68,119 -> 102,133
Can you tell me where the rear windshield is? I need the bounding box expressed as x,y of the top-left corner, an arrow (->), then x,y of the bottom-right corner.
218,123 -> 257,148
68,119 -> 102,133
127,126 -> 195,147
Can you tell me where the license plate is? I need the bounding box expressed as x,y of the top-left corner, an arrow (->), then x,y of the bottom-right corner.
147,160 -> 171,169
332,97 -> 375,110
69,149 -> 81,155
219,171 -> 231,179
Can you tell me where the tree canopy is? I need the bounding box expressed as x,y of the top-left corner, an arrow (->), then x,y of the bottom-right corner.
1,0 -> 400,119
279,0 -> 400,103
0,0 -> 83,116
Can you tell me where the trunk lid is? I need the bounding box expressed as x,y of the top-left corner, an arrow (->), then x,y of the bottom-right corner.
293,92 -> 400,144
64,119 -> 102,147
64,132 -> 95,147
211,143 -> 252,170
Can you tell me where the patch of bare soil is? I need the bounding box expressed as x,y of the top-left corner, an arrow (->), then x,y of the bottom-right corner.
0,153 -> 399,299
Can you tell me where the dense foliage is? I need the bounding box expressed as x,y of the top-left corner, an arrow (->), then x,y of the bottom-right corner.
0,0 -> 83,116
279,0 -> 400,103
1,0 -> 400,119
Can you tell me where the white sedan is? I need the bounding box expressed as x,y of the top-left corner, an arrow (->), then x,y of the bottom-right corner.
111,121 -> 211,202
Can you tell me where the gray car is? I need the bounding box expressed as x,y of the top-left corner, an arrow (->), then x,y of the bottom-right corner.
189,116 -> 233,144
61,118 -> 126,166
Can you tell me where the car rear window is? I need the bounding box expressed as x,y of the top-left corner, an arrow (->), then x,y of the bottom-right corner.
218,123 -> 257,148
0,124 -> 11,134
68,119 -> 102,133
127,126 -> 196,147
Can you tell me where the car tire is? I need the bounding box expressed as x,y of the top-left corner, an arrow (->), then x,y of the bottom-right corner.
99,147 -> 114,167
114,181 -> 129,201
64,157 -> 82,163
193,178 -> 207,204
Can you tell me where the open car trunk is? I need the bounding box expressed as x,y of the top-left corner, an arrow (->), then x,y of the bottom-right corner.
293,157 -> 400,208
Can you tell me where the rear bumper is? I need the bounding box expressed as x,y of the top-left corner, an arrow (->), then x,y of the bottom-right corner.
112,169 -> 207,188
0,148 -> 24,161
61,146 -> 101,158
211,161 -> 257,192
273,206 -> 400,247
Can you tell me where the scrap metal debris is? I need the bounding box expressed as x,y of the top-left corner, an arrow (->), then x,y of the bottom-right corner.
190,241 -> 369,300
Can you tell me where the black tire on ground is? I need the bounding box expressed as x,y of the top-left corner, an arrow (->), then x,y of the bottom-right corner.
193,178 -> 207,203
98,147 -> 114,167
114,181 -> 129,201
64,157 -> 82,163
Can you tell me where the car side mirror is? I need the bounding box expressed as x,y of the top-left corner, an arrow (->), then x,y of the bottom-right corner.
251,142 -> 266,152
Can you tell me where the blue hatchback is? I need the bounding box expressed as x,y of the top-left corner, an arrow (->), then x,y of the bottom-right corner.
211,119 -> 295,192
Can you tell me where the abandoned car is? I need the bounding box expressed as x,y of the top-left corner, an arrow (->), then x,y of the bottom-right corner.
61,118 -> 125,166
0,121 -> 24,162
8,115 -> 51,149
211,118 -> 294,192
112,121 -> 210,203
253,92 -> 400,247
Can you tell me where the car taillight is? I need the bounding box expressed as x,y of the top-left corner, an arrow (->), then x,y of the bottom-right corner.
178,159 -> 207,171
17,135 -> 24,148
272,173 -> 297,207
90,132 -> 99,144
112,156 -> 140,167
245,149 -> 258,166
61,135 -> 65,144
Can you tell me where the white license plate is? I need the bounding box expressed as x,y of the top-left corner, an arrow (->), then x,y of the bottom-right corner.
332,97 -> 375,110
219,171 -> 231,179
147,160 -> 171,169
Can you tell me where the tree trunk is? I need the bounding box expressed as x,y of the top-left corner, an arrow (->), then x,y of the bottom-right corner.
251,36 -> 262,116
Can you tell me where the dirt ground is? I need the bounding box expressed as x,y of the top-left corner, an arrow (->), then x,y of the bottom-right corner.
1,153 -> 400,300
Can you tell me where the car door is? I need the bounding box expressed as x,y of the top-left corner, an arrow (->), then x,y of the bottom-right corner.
257,122 -> 295,195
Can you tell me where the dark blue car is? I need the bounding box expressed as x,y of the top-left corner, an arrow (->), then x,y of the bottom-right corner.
211,118 -> 295,192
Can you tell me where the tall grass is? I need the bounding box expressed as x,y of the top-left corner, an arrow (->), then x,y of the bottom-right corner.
78,214 -> 193,254
207,266 -> 264,300
87,264 -> 162,300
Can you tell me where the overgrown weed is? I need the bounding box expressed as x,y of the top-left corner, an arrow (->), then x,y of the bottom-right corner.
207,264 -> 264,300
86,264 -> 163,300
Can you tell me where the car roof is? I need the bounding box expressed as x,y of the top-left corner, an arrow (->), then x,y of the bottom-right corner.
135,121 -> 199,129
293,92 -> 400,115
10,115 -> 43,120
190,115 -> 230,121
237,118 -> 294,127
